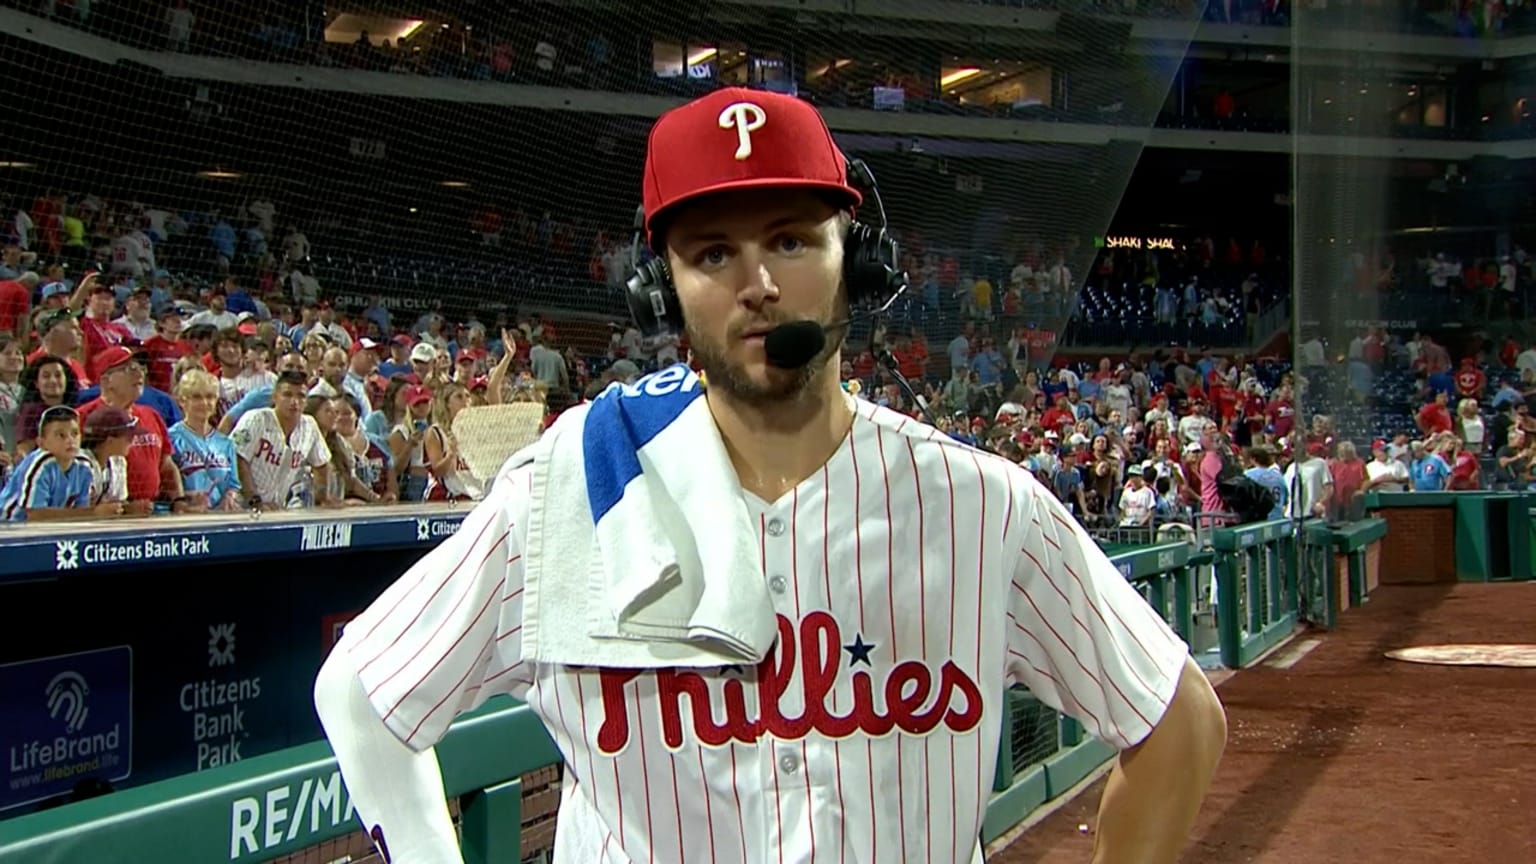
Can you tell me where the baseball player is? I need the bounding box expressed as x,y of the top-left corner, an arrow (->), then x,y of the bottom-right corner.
315,88 -> 1226,864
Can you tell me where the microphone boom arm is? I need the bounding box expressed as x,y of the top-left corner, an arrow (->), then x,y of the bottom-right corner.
876,350 -> 941,429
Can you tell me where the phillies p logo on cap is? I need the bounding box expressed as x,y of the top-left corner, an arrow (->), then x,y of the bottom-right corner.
717,101 -> 767,160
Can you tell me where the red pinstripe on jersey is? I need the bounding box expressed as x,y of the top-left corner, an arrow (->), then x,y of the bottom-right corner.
872,425 -> 909,863
337,402 -> 1188,864
353,515 -> 501,652
969,450 -> 990,848
821,462 -> 849,864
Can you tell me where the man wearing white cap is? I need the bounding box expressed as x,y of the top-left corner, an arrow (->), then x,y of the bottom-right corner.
1119,464 -> 1156,527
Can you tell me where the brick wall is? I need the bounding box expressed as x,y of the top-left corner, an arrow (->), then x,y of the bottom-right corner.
1376,508 -> 1456,584
1364,542 -> 1382,595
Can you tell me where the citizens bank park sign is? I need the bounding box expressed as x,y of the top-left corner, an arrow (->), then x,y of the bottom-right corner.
0,512 -> 468,583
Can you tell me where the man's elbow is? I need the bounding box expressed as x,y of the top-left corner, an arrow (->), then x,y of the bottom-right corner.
1136,657 -> 1227,764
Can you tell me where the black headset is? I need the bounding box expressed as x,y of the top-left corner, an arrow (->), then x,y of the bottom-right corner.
623,158 -> 907,338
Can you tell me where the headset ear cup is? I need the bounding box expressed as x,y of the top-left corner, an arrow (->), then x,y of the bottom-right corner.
842,220 -> 905,308
625,257 -> 682,338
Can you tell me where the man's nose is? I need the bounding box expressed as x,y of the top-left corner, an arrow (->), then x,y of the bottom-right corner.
734,248 -> 781,310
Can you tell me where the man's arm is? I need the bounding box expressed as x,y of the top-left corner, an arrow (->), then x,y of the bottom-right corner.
1092,656 -> 1226,864
235,457 -> 259,506
1007,480 -> 1226,863
314,461 -> 531,864
220,388 -> 271,435
314,645 -> 463,864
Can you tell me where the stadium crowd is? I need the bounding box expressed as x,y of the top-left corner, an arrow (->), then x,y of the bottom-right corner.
0,184 -> 1529,532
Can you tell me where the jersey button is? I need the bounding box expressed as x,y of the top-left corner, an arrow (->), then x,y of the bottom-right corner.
768,575 -> 787,594
779,753 -> 800,775
766,517 -> 785,536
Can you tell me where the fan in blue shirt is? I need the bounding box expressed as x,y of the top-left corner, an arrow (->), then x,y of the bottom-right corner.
0,406 -> 96,521
1412,451 -> 1452,491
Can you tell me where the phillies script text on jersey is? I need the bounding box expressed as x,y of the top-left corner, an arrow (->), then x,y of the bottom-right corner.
593,612 -> 984,755
252,437 -> 305,469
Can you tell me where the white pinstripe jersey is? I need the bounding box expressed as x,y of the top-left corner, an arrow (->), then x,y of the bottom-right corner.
343,400 -> 1190,864
230,408 -> 330,505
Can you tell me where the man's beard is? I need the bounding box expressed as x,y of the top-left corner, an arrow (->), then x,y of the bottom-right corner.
686,302 -> 845,406
687,320 -> 835,404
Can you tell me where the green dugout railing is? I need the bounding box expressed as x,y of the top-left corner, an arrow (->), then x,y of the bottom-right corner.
1212,519 -> 1299,669
1211,517 -> 1388,668
0,532 -> 1373,862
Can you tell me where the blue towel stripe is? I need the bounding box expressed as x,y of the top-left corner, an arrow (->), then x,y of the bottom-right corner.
582,364 -> 705,524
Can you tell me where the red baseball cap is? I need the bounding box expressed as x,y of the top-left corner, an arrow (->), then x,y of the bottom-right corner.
1372,439 -> 1388,452
641,88 -> 861,243
403,384 -> 433,406
91,346 -> 142,381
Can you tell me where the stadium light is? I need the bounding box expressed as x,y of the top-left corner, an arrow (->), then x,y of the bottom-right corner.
196,169 -> 242,179
941,68 -> 982,88
440,181 -> 471,188
0,161 -> 36,169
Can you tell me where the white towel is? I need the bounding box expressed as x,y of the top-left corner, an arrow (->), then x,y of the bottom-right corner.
517,365 -> 779,669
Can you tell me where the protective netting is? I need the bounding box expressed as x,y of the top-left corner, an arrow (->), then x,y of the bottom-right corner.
0,0 -> 1201,366
1288,3 -> 1536,512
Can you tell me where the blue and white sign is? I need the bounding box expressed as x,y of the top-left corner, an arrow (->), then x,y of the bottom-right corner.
1,646 -> 132,812
0,511 -> 470,584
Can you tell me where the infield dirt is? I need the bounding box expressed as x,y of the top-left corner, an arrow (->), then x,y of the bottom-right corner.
990,583 -> 1536,864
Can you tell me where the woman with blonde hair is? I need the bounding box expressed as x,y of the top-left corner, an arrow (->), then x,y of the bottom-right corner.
1454,397 -> 1485,454
386,384 -> 433,501
299,334 -> 329,372
423,382 -> 483,501
169,369 -> 242,511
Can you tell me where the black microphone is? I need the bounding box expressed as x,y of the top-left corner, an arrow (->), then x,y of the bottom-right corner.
762,306 -> 887,370
764,320 -> 826,369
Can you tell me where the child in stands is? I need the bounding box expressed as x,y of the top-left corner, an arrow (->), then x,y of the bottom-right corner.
0,405 -> 112,520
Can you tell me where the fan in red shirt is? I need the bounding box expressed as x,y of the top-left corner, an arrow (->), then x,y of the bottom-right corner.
1241,385 -> 1267,434
1361,328 -> 1386,365
891,334 -> 927,380
1207,378 -> 1240,426
78,275 -> 135,359
1447,440 -> 1481,490
849,346 -> 877,379
141,309 -> 192,395
1040,395 -> 1076,432
77,346 -> 198,510
1454,357 -> 1486,400
0,271 -> 37,339
1500,337 -> 1519,369
1265,386 -> 1295,437
1417,391 -> 1454,436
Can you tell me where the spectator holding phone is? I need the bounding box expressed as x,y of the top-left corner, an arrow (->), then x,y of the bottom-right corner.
386,383 -> 432,501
